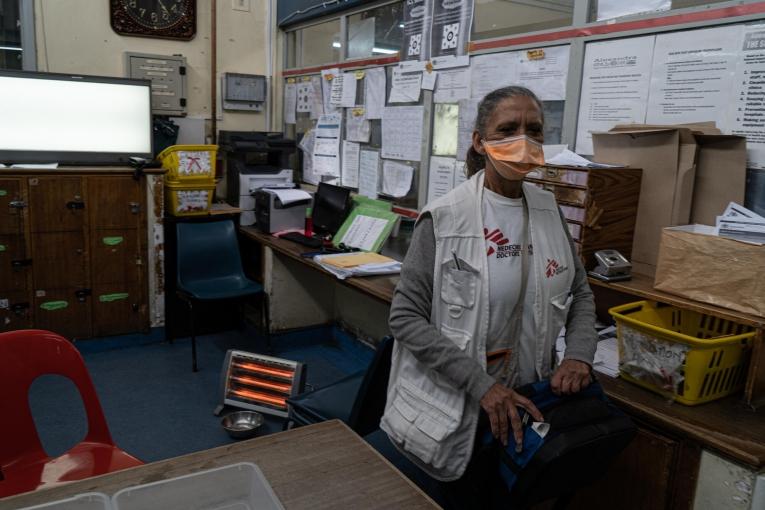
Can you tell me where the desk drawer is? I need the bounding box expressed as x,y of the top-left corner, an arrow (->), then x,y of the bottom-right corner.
567,222 -> 582,241
560,204 -> 586,223
530,181 -> 587,206
528,166 -> 588,186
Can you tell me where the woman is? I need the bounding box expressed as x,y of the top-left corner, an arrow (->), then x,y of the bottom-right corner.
380,86 -> 598,506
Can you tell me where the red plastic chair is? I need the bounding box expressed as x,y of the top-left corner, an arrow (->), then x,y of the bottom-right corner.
0,330 -> 143,497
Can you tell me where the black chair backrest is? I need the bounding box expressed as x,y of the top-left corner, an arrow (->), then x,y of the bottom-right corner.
348,336 -> 394,437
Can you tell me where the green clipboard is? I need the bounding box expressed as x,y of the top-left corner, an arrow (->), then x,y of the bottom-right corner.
333,205 -> 398,253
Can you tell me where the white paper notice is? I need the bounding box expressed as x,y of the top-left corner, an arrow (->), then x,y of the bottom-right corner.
358,150 -> 380,199
345,108 -> 371,143
382,160 -> 414,198
340,215 -> 389,252
453,161 -> 468,187
321,68 -> 339,114
303,152 -> 319,185
341,141 -> 361,188
457,98 -> 479,161
471,52 -> 519,100
434,67 -> 471,103
331,73 -> 357,108
428,156 -> 456,203
296,82 -> 312,113
422,70 -> 437,90
382,106 -> 425,161
575,35 -> 656,155
389,68 -> 422,103
284,83 -> 297,124
646,25 -> 741,125
364,67 -> 386,120
729,24 -> 765,169
313,113 -> 342,177
517,46 -> 570,101
310,75 -> 324,119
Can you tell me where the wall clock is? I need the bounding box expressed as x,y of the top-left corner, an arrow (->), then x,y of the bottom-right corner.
110,0 -> 197,40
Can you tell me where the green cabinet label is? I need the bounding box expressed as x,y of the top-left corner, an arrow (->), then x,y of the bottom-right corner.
99,293 -> 129,302
102,236 -> 124,246
40,301 -> 68,311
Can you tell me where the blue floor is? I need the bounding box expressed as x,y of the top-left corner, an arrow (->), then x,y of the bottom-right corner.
28,326 -> 373,463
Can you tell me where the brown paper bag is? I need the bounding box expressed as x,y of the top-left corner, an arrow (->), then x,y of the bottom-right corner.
654,226 -> 765,317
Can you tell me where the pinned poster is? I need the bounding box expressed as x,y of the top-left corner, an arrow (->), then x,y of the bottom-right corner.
346,108 -> 371,143
456,98 -> 479,161
364,67 -> 386,120
321,67 -> 340,114
310,75 -> 324,119
427,156 -> 456,203
382,160 -> 414,198
341,141 -> 361,188
430,0 -> 474,60
729,23 -> 765,169
358,150 -> 380,199
575,35 -> 656,155
312,113 -> 342,177
296,82 -> 312,113
389,68 -> 423,103
470,52 -> 519,100
434,67 -> 471,103
646,25 -> 741,125
382,106 -> 425,161
401,0 -> 432,61
331,72 -> 357,108
284,82 -> 297,124
453,161 -> 468,187
517,46 -> 570,101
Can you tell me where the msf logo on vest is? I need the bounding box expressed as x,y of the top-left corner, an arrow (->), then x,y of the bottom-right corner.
545,258 -> 568,278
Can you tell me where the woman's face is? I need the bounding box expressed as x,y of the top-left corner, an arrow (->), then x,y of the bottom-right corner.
472,95 -> 544,166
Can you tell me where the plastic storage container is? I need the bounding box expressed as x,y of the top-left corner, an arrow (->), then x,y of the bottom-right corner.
610,301 -> 755,405
158,145 -> 218,183
111,462 -> 283,510
20,493 -> 112,510
165,181 -> 215,217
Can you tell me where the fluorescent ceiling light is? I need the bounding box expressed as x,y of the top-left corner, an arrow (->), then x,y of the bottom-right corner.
372,47 -> 398,55
0,46 -> 22,52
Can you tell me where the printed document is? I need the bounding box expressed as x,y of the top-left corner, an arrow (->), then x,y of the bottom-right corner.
575,35 -> 656,155
341,141 -> 361,188
284,83 -> 297,124
517,45 -> 570,101
382,106 -> 425,161
359,150 -> 380,199
382,160 -> 414,198
471,52 -> 518,100
428,156 -> 456,203
364,67 -> 386,119
434,67 -> 471,103
389,68 -> 422,103
729,23 -> 765,169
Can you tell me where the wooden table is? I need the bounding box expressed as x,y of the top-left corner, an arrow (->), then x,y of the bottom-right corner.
0,421 -> 438,510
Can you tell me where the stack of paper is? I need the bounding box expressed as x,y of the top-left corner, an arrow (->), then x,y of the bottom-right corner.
314,252 -> 401,280
555,325 -> 620,378
544,149 -> 623,168
716,202 -> 765,244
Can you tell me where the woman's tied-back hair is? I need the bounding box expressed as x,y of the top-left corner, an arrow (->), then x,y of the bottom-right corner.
463,86 -> 544,178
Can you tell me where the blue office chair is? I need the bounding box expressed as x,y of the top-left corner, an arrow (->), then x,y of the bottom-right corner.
285,336 -> 394,437
175,219 -> 267,372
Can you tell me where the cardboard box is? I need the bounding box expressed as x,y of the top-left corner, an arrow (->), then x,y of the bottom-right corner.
654,225 -> 765,318
592,124 -> 746,276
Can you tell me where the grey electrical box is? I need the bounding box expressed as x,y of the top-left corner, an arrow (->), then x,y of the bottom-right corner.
223,72 -> 266,112
126,52 -> 187,116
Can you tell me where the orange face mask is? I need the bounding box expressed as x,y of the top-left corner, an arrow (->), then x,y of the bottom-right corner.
482,135 -> 545,181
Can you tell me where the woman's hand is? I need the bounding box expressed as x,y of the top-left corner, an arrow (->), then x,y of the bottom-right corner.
551,359 -> 591,395
480,383 -> 543,447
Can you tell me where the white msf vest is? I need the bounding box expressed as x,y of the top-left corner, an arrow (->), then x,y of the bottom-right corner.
381,171 -> 575,481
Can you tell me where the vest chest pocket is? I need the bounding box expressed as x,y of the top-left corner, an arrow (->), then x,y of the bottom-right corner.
550,291 -> 574,331
441,259 -> 479,314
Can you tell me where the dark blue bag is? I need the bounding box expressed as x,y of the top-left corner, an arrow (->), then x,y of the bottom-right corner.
482,378 -> 636,508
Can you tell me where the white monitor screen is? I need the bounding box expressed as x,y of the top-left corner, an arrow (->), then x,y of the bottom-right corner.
0,72 -> 152,164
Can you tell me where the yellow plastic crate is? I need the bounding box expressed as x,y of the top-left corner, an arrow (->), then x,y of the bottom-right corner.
165,181 -> 215,217
158,144 -> 218,183
609,301 -> 754,405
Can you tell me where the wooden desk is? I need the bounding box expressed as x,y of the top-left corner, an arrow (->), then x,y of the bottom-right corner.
240,227 -> 399,304
588,273 -> 765,409
0,421 -> 438,510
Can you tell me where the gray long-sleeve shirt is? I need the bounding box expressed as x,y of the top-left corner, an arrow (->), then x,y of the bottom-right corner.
388,210 -> 598,403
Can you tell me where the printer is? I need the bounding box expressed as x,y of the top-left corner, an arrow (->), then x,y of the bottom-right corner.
219,131 -> 296,226
254,189 -> 313,234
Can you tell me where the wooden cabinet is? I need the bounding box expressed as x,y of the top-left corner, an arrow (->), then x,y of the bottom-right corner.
527,165 -> 642,270
0,169 -> 150,339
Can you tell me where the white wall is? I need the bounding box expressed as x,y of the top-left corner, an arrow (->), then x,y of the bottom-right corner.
33,0 -> 273,134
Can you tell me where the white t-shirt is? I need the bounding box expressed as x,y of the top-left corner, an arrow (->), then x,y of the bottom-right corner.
482,188 -> 537,387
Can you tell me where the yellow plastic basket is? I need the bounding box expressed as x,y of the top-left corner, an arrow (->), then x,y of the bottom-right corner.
158,144 -> 218,183
609,301 -> 754,405
165,181 -> 215,217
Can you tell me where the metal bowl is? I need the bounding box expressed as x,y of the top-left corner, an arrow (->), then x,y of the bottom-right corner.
221,411 -> 264,439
